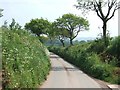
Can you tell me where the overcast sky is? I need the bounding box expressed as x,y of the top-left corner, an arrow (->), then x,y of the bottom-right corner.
0,0 -> 118,39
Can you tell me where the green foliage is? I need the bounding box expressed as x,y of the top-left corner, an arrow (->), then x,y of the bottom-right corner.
76,0 -> 119,47
1,21 -> 8,30
9,19 -> 22,30
106,36 -> 120,66
39,36 -> 49,43
24,14 -> 89,46
2,28 -> 50,88
49,39 -> 120,84
87,38 -> 106,54
47,19 -> 69,47
25,18 -> 51,37
48,22 -> 69,47
55,13 -> 89,45
107,36 -> 120,56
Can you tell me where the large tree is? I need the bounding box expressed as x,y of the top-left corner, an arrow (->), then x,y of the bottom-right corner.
52,22 -> 69,47
43,22 -> 57,45
55,13 -> 89,45
25,18 -> 50,37
76,0 -> 120,46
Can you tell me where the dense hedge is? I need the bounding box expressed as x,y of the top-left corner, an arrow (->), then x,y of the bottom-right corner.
106,36 -> 120,66
2,28 -> 51,88
48,40 -> 120,84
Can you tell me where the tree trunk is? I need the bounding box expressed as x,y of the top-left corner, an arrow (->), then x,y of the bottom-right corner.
102,21 -> 107,47
60,40 -> 65,47
70,38 -> 73,46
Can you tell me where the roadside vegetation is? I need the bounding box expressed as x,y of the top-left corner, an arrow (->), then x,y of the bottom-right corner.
48,37 -> 120,84
47,0 -> 120,84
1,0 -> 120,88
2,25 -> 50,88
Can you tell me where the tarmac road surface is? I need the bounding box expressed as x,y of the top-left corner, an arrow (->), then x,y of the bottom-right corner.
40,52 -> 104,88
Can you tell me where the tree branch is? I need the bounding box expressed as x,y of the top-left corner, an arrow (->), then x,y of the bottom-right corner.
96,1 -> 105,18
72,26 -> 81,39
105,0 -> 113,19
94,4 -> 103,20
107,6 -> 117,21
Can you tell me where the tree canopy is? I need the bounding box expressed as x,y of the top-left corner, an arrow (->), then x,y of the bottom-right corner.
24,14 -> 89,46
55,13 -> 89,45
76,0 -> 120,46
52,22 -> 69,47
25,18 -> 50,37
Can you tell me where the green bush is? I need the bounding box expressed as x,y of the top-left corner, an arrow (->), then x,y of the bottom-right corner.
2,28 -> 50,88
49,41 -> 119,84
87,39 -> 106,54
106,36 -> 120,66
107,36 -> 120,55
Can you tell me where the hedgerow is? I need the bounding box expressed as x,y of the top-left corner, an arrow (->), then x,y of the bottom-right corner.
2,28 -> 50,89
48,40 -> 120,84
106,36 -> 120,66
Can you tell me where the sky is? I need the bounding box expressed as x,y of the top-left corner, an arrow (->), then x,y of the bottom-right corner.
0,0 -> 119,39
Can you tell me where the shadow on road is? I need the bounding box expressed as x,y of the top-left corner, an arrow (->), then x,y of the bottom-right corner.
51,66 -> 81,72
50,55 -> 59,58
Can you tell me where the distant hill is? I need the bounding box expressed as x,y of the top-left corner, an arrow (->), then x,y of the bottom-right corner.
74,37 -> 96,41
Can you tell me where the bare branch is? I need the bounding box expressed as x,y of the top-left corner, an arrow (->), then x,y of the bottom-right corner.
96,1 -> 105,18
105,0 -> 114,19
107,8 -> 117,21
108,0 -> 110,7
94,4 -> 104,20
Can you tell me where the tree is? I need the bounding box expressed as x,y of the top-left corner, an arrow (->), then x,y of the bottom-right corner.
1,19 -> 21,30
76,0 -> 120,46
25,18 -> 50,37
45,23 -> 57,46
52,22 -> 69,47
1,21 -> 8,29
55,13 -> 89,45
9,18 -> 22,30
0,9 -> 3,17
56,28 -> 69,47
